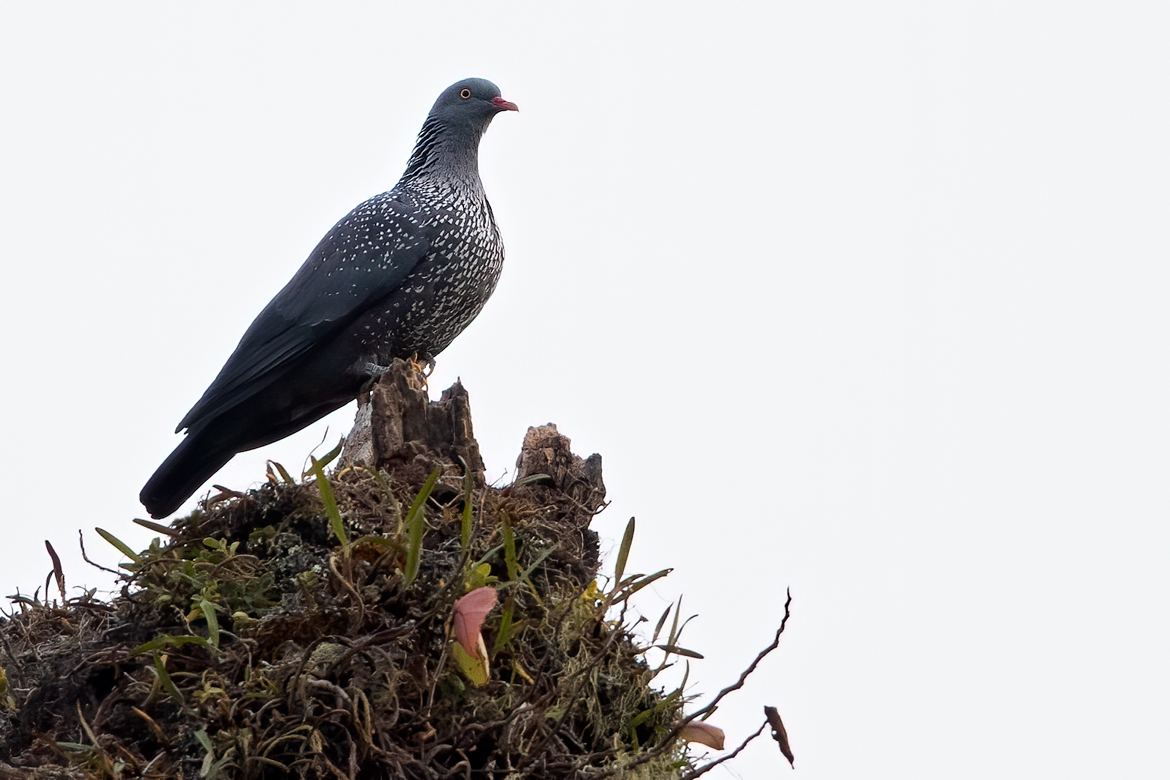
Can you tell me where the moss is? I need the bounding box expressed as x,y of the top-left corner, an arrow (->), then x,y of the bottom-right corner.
0,454 -> 688,778
0,368 -> 790,778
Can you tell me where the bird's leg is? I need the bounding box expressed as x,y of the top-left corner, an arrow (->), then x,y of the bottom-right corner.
361,361 -> 393,377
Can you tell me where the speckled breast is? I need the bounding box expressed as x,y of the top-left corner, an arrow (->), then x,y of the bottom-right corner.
357,182 -> 505,365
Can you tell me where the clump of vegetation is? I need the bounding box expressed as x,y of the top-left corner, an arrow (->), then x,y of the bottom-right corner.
0,367 -> 792,778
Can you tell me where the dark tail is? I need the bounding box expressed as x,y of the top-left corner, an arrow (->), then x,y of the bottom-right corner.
140,434 -> 236,519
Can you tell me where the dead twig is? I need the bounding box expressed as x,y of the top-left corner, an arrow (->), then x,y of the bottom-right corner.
595,589 -> 793,779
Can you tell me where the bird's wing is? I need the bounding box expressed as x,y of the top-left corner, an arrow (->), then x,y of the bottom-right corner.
176,194 -> 431,432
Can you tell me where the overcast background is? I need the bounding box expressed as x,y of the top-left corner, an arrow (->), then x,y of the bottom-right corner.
2,3 -> 1168,778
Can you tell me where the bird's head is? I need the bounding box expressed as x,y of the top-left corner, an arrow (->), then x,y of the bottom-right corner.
427,78 -> 518,136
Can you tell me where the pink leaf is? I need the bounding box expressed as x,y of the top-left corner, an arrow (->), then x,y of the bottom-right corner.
453,586 -> 498,659
680,721 -> 725,750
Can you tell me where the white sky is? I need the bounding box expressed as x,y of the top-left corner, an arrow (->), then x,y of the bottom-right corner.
2,3 -> 1168,778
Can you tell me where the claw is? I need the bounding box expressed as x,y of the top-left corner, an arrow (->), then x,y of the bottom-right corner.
408,353 -> 435,391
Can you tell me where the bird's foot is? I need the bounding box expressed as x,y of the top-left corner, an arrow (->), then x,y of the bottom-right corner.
409,353 -> 436,377
358,355 -> 434,391
408,353 -> 436,392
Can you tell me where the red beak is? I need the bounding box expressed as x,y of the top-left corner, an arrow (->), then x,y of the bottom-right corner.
491,96 -> 519,112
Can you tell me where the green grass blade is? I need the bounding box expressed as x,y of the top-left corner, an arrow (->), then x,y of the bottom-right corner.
461,470 -> 474,551
315,438 -> 345,470
403,468 -> 441,586
309,455 -> 348,549
194,728 -> 214,753
132,518 -> 182,537
651,604 -> 673,644
614,517 -> 636,587
132,634 -> 211,655
153,653 -> 183,703
500,512 -> 519,581
618,568 -> 673,601
668,596 -> 683,644
267,460 -> 296,485
199,599 -> 220,648
511,473 -> 551,487
493,598 -> 515,654
652,644 -> 704,659
95,527 -> 142,563
349,534 -> 402,552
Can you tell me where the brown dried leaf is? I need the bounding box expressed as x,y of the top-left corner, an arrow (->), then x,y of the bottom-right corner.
764,705 -> 795,767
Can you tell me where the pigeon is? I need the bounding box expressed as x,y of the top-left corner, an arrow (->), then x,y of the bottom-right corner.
140,78 -> 517,518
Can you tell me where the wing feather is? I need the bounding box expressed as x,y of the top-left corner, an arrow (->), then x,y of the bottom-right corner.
176,193 -> 430,432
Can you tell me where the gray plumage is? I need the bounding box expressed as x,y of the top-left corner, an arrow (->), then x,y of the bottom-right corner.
141,78 -> 517,519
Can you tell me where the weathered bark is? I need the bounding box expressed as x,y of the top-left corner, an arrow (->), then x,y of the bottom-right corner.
342,359 -> 486,487
515,424 -> 606,528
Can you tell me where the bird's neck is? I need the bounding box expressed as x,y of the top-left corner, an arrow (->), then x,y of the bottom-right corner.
401,118 -> 484,188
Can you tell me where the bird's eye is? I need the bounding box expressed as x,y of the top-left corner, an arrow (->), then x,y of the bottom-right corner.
460,88 -> 471,99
